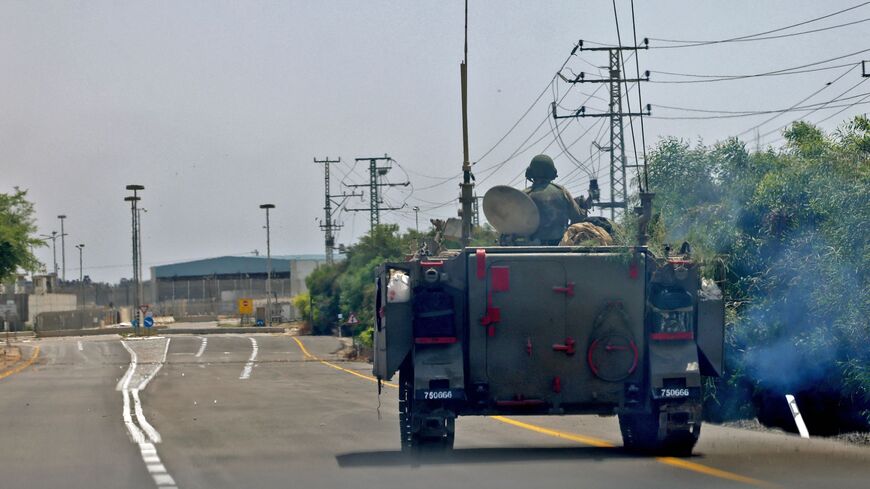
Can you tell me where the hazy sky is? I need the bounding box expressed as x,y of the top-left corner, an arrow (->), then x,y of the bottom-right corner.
2,1 -> 867,282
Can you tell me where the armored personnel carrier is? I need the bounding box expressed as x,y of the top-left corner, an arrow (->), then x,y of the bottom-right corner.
373,187 -> 724,455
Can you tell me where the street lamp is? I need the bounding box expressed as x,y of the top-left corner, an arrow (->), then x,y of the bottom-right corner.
126,185 -> 145,312
58,215 -> 67,281
259,203 -> 275,327
39,231 -> 60,276
76,244 -> 84,327
137,207 -> 147,299
125,186 -> 143,331
75,244 -> 85,280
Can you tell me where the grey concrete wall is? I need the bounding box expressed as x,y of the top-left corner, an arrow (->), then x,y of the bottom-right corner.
27,294 -> 77,324
34,308 -> 112,332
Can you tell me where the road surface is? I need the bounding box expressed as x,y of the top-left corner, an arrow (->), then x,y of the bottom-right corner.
1,334 -> 868,489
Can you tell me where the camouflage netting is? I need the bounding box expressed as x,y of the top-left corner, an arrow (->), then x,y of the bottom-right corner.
559,222 -> 613,246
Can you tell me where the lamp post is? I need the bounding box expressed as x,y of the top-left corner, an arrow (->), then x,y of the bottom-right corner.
413,206 -> 420,233
126,185 -> 144,312
76,244 -> 84,328
259,204 -> 275,327
125,185 -> 144,332
58,215 -> 67,281
39,231 -> 60,277
137,207 -> 147,304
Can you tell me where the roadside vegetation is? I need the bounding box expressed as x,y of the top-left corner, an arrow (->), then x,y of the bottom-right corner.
645,116 -> 869,432
301,224 -> 497,343
0,188 -> 41,283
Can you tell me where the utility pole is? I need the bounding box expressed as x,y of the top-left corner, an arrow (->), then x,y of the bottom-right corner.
412,206 -> 420,233
57,215 -> 67,281
259,204 -> 275,327
314,157 -> 362,265
345,154 -> 409,232
554,39 -> 651,219
459,0 -> 473,246
862,60 -> 869,77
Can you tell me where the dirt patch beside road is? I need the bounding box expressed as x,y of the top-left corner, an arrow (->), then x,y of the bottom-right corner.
1,346 -> 22,371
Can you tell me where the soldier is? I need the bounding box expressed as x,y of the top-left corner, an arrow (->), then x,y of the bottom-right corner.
523,154 -> 585,244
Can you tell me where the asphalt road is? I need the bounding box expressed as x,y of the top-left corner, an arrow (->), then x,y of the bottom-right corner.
1,334 -> 869,489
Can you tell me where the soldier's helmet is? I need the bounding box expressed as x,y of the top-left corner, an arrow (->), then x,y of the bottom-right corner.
525,154 -> 558,181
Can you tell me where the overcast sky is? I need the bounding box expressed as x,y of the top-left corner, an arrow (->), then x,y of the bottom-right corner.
2,0 -> 867,282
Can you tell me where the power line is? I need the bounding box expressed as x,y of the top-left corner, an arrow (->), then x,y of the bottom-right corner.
472,48 -> 579,165
612,0 -> 642,196
652,50 -> 870,84
652,102 -> 870,120
651,2 -> 870,48
654,93 -> 870,114
629,0 -> 649,192
737,64 -> 859,137
760,77 -> 870,140
651,97 -> 870,120
653,62 -> 857,80
801,90 -> 870,126
583,2 -> 870,49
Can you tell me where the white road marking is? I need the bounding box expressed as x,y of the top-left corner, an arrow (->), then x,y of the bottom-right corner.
786,394 -> 810,438
119,342 -> 146,444
120,339 -> 178,488
77,340 -> 83,351
239,337 -> 258,380
194,337 -> 207,357
139,443 -> 176,486
132,389 -> 162,443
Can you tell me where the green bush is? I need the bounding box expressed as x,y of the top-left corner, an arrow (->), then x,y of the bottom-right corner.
644,116 -> 870,427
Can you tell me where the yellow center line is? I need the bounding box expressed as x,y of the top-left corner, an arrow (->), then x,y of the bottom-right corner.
0,346 -> 41,382
291,337 -> 397,388
656,457 -> 779,488
290,336 -> 776,488
489,415 -> 615,448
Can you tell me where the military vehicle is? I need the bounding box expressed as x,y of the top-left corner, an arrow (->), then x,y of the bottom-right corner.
373,186 -> 725,455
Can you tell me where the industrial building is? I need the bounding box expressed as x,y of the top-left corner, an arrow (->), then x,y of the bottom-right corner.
149,254 -> 327,318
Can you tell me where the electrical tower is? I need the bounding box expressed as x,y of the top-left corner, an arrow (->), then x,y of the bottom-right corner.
314,157 -> 362,265
554,40 -> 651,219
346,155 -> 410,232
471,195 -> 481,227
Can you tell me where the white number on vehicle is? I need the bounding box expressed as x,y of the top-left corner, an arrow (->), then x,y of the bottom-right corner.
423,390 -> 453,400
660,388 -> 690,398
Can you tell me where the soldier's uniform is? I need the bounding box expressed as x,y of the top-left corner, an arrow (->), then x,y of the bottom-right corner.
523,155 -> 585,245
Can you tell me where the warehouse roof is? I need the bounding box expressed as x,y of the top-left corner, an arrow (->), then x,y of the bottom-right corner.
152,255 -> 327,279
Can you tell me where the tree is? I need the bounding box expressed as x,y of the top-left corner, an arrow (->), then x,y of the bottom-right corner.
644,116 -> 870,430
303,222 -> 498,345
0,188 -> 42,282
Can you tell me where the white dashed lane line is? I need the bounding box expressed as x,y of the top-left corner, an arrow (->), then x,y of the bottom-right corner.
140,442 -> 177,488
194,337 -> 207,358
239,337 -> 258,380
77,340 -> 83,351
